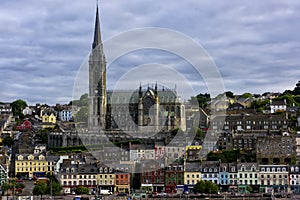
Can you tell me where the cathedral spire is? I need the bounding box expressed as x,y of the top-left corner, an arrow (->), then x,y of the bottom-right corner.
92,5 -> 102,49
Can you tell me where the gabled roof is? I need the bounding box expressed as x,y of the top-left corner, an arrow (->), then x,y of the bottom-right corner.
185,162 -> 201,172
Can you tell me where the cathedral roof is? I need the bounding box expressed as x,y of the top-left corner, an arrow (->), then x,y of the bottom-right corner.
107,89 -> 178,104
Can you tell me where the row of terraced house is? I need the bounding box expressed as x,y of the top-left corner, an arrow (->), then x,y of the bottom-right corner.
57,157 -> 300,195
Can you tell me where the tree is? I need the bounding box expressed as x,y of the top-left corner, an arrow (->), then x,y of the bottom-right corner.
76,186 -> 90,195
293,81 -> 300,95
205,181 -> 218,194
193,180 -> 206,193
9,180 -> 17,196
75,106 -> 88,123
11,99 -> 27,116
46,173 -> 62,195
189,127 -> 204,140
47,181 -> 62,195
36,129 -> 48,144
2,182 -> 10,196
194,93 -> 211,108
241,93 -> 253,99
193,180 -> 218,194
71,93 -> 88,107
225,91 -> 234,99
2,136 -> 13,147
251,99 -> 270,112
33,182 -> 47,199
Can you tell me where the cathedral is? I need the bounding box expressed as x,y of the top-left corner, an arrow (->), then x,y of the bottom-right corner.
88,5 -> 186,134
48,4 -> 188,149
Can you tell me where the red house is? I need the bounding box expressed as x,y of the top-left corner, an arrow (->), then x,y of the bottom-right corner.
16,118 -> 32,130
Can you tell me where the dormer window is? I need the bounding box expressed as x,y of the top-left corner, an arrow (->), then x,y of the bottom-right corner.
272,168 -> 275,172
66,168 -> 69,173
99,168 -> 103,173
282,168 -> 286,172
71,168 -> 74,173
251,166 -> 256,171
261,168 -> 265,172
28,155 -> 34,160
277,168 -> 281,172
291,167 -> 295,172
296,167 -> 299,172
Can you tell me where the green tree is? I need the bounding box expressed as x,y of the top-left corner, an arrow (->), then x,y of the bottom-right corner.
47,181 -> 62,195
9,180 -> 17,196
205,181 -> 218,194
241,93 -> 253,99
33,182 -> 47,199
71,93 -> 88,107
36,130 -> 48,144
193,180 -> 206,194
46,173 -> 62,195
11,99 -> 27,116
251,99 -> 270,112
292,81 -> 300,95
2,182 -> 10,196
75,106 -> 88,123
194,93 -> 211,108
189,127 -> 204,140
2,136 -> 13,147
225,91 -> 234,99
76,186 -> 90,195
193,180 -> 218,194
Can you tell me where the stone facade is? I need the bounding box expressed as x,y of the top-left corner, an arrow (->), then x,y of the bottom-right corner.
256,134 -> 296,164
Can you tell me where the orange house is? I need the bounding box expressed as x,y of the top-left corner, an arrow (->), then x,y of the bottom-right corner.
115,167 -> 130,193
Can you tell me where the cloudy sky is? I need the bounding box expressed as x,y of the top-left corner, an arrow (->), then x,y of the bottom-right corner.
0,0 -> 299,105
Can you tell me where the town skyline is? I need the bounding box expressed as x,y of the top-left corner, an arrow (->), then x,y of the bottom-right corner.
0,0 -> 300,105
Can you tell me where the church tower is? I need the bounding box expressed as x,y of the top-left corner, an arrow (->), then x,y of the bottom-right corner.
88,5 -> 106,131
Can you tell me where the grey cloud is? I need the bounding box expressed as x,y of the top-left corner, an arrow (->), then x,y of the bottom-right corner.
0,0 -> 300,104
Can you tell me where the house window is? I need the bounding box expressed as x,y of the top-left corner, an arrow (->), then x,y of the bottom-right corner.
282,168 -> 286,172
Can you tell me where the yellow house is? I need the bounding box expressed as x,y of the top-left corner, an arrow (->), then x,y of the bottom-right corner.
184,162 -> 201,193
185,145 -> 202,161
97,165 -> 116,193
42,113 -> 56,129
15,154 -> 56,178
